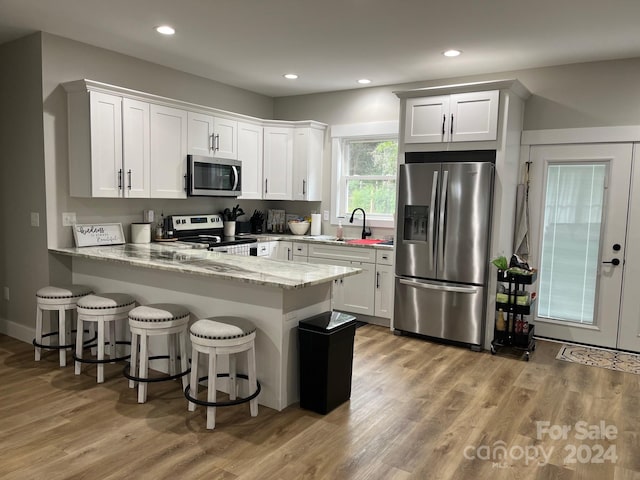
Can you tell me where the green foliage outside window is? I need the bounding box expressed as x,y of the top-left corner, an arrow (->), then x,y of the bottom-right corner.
345,139 -> 397,215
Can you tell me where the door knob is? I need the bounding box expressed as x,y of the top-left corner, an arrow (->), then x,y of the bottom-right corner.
613,243 -> 621,251
602,258 -> 621,266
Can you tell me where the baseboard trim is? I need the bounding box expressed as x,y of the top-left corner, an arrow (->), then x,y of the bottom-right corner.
0,318 -> 34,345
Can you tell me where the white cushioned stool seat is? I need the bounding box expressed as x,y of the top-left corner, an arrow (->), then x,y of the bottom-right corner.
34,284 -> 93,367
74,293 -> 136,383
186,316 -> 260,430
125,304 -> 191,403
190,317 -> 256,340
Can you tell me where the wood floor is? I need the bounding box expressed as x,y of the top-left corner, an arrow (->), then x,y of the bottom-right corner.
1,326 -> 639,480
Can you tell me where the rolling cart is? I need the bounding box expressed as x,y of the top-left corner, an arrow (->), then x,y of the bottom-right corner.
490,270 -> 537,361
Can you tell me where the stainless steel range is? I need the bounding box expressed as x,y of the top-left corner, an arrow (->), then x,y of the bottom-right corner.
169,214 -> 257,255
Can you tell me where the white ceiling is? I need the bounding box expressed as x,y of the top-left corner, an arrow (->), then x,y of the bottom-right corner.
1,0 -> 640,97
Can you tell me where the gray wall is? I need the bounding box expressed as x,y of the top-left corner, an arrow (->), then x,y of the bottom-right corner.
273,56 -> 640,238
0,34 -> 47,335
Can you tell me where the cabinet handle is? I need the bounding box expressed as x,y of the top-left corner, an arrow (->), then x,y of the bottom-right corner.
209,134 -> 214,151
302,179 -> 306,195
118,169 -> 123,190
214,134 -> 220,151
265,178 -> 268,194
442,114 -> 445,135
450,114 -> 454,135
127,169 -> 132,190
287,248 -> 291,261
376,271 -> 380,288
184,174 -> 188,192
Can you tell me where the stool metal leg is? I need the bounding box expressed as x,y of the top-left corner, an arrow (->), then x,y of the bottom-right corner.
188,347 -> 199,412
129,332 -> 139,389
138,332 -> 149,403
207,351 -> 217,430
248,344 -> 258,417
35,306 -> 43,361
58,306 -> 67,367
75,317 -> 84,375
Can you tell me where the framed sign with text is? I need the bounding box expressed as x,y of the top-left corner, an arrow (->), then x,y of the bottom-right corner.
73,223 -> 125,247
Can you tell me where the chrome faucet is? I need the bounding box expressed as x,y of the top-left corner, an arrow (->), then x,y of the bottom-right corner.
349,208 -> 372,239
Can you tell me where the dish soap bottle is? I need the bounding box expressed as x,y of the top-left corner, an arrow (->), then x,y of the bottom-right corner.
336,218 -> 344,241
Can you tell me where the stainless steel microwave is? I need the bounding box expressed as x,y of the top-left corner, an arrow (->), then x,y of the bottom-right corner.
187,155 -> 241,197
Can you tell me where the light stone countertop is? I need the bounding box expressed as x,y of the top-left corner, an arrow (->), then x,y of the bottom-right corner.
50,243 -> 362,290
248,234 -> 395,249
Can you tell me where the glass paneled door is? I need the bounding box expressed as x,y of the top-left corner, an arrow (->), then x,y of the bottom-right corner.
529,144 -> 632,349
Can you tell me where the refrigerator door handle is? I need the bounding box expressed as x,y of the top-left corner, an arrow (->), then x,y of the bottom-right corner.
428,170 -> 438,269
438,170 -> 448,268
399,278 -> 479,294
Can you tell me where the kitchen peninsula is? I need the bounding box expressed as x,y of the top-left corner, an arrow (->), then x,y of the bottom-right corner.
50,243 -> 361,411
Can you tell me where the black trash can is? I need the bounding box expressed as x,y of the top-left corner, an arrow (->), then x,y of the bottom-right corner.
298,311 -> 357,414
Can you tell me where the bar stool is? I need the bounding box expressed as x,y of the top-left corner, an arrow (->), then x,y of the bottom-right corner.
124,303 -> 191,403
74,293 -> 136,383
185,316 -> 261,430
34,285 -> 93,367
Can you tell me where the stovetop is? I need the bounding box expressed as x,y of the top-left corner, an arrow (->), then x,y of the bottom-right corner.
168,214 -> 256,248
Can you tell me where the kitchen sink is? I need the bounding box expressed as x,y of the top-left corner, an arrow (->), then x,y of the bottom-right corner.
345,239 -> 386,245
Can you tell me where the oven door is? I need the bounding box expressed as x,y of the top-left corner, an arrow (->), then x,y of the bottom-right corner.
188,155 -> 241,196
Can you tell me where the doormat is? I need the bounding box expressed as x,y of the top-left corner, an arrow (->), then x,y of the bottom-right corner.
556,344 -> 640,375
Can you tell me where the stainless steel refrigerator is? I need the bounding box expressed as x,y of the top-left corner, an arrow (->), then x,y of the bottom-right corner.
394,151 -> 495,349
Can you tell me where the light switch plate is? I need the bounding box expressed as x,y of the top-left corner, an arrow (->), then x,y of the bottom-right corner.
323,210 -> 329,221
62,212 -> 76,226
3,287 -> 9,301
30,212 -> 39,227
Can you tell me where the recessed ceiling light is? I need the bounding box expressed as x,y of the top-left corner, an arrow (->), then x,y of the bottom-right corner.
357,79 -> 372,84
155,25 -> 175,35
283,73 -> 299,80
443,49 -> 462,57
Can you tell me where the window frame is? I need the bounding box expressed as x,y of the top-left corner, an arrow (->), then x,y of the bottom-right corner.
330,121 -> 399,229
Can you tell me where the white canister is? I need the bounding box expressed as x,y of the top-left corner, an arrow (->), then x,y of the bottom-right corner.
131,222 -> 151,244
310,214 -> 321,236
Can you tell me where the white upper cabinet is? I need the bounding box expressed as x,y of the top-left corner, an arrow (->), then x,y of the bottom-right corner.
404,90 -> 499,144
68,90 -> 146,198
65,80 -> 326,200
292,126 -> 323,201
122,98 -> 150,198
150,104 -> 188,199
89,92 -> 123,197
213,117 -> 238,159
263,126 -> 293,200
187,113 -> 237,159
187,112 -> 214,156
237,122 -> 263,200
404,95 -> 450,144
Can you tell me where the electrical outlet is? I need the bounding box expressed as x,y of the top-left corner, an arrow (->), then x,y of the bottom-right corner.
30,212 -> 39,227
3,287 -> 9,301
323,210 -> 329,221
62,212 -> 76,226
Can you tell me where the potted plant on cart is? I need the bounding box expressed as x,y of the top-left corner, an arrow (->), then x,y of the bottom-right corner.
221,204 -> 245,237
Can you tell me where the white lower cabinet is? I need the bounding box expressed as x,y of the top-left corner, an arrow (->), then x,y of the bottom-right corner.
271,241 -> 293,260
306,244 -> 394,318
374,264 -> 394,319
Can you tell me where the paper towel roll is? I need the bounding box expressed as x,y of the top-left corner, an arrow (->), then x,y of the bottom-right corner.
131,223 -> 151,244
310,214 -> 321,236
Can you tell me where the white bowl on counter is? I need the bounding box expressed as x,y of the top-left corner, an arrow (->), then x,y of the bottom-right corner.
288,221 -> 310,235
